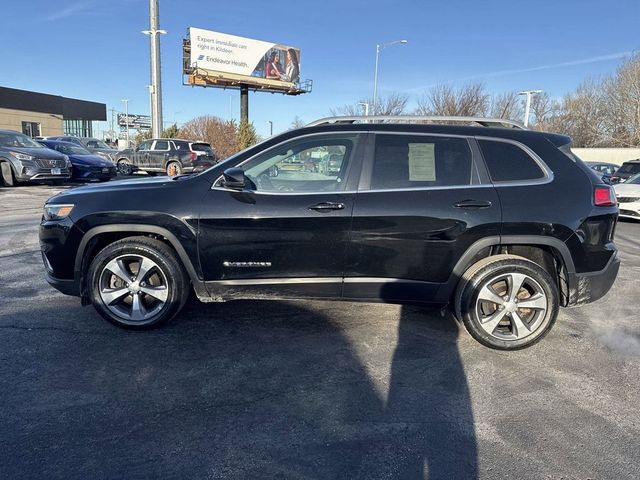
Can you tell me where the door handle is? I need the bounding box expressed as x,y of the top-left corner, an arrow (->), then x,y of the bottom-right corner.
453,199 -> 492,209
308,202 -> 345,212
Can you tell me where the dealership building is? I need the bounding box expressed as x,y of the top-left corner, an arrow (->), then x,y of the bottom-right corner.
0,86 -> 106,138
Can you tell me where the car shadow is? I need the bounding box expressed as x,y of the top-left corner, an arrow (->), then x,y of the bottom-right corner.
0,294 -> 477,479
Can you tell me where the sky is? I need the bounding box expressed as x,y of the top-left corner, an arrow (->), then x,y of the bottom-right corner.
0,0 -> 638,138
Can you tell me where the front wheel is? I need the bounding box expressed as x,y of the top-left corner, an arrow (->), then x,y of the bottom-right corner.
117,159 -> 134,176
88,236 -> 190,329
454,254 -> 559,350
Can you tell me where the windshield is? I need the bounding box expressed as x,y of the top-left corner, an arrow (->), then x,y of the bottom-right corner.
84,139 -> 111,149
0,132 -> 44,148
625,173 -> 640,185
617,163 -> 640,174
51,143 -> 91,155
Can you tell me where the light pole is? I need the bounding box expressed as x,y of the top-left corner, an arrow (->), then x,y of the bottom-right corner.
358,102 -> 370,117
372,39 -> 407,115
267,120 -> 273,136
142,0 -> 167,139
121,99 -> 129,147
518,90 -> 543,127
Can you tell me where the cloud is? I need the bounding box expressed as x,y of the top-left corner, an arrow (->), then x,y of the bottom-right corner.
42,1 -> 94,22
408,51 -> 633,92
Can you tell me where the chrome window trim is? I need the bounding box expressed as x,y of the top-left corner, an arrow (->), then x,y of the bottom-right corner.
474,135 -> 554,187
211,131 -> 362,195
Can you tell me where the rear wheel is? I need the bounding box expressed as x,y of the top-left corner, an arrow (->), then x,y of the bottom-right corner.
88,236 -> 190,329
117,159 -> 134,176
166,162 -> 182,177
455,254 -> 559,350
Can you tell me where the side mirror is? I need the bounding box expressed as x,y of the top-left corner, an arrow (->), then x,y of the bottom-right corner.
223,167 -> 246,189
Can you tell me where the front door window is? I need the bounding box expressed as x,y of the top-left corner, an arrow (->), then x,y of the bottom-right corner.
237,136 -> 358,193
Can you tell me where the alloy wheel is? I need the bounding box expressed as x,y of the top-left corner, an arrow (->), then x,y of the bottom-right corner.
98,254 -> 169,323
474,272 -> 548,341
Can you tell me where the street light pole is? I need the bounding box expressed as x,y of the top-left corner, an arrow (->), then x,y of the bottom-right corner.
372,39 -> 407,115
267,120 -> 273,136
358,102 -> 370,117
121,99 -> 129,147
518,89 -> 543,127
142,0 -> 167,139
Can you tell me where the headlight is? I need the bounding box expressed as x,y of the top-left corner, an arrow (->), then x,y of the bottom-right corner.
10,151 -> 34,161
62,154 -> 71,167
43,204 -> 74,221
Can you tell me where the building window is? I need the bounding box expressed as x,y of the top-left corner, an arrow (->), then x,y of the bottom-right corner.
22,121 -> 41,138
64,119 -> 93,137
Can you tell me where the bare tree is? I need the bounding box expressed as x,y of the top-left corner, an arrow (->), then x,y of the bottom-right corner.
489,92 -> 524,121
290,115 -> 306,129
179,116 -> 238,159
330,92 -> 409,116
416,83 -> 489,117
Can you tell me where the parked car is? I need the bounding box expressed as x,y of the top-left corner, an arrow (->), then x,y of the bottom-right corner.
39,116 -> 619,350
0,129 -> 71,186
585,161 -> 618,182
43,136 -> 119,162
614,172 -> 640,219
115,138 -> 216,177
38,140 -> 117,182
610,159 -> 640,183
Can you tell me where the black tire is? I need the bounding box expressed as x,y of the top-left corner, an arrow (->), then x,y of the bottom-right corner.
87,236 -> 190,329
166,162 -> 182,177
117,159 -> 134,176
454,254 -> 559,350
146,171 -> 159,177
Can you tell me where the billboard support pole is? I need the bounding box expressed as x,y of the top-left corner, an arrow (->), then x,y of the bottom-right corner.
240,85 -> 249,124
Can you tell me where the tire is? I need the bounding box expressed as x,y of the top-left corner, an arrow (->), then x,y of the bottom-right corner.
166,162 -> 182,177
87,236 -> 190,329
454,254 -> 559,350
146,171 -> 159,177
0,161 -> 19,187
117,159 -> 134,176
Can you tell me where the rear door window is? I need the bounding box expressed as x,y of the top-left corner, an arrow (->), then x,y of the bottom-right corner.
369,134 -> 473,190
478,140 -> 545,182
153,140 -> 169,151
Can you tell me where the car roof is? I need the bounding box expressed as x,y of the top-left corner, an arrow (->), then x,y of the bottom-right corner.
293,122 -> 571,146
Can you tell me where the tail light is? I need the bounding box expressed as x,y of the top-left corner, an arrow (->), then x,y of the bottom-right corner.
594,186 -> 616,206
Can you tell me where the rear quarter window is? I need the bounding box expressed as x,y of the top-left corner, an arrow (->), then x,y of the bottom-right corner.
478,140 -> 545,182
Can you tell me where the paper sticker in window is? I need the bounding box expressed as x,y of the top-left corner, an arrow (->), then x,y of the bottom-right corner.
408,143 -> 436,181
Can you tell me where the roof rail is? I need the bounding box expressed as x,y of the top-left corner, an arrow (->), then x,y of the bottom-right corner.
306,115 -> 526,129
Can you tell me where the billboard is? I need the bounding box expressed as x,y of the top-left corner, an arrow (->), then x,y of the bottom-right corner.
185,27 -> 306,94
118,113 -> 151,129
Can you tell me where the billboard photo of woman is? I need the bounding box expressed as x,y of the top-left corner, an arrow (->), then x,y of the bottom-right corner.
279,48 -> 299,84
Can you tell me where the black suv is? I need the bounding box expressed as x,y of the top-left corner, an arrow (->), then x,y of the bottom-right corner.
610,159 -> 640,184
115,138 -> 216,177
39,117 -> 619,350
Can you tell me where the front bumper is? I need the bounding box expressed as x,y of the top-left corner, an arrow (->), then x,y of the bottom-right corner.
44,270 -> 80,296
16,165 -> 72,182
567,253 -> 620,307
73,165 -> 117,180
617,201 -> 640,219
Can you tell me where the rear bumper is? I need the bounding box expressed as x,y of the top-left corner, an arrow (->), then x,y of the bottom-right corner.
566,253 -> 620,307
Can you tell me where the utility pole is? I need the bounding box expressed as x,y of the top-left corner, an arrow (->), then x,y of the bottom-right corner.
518,90 -> 543,127
240,85 -> 249,124
372,39 -> 407,115
143,0 -> 166,138
121,99 -> 129,147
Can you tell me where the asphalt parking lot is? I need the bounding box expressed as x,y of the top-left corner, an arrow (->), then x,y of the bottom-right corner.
1,181 -> 639,480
